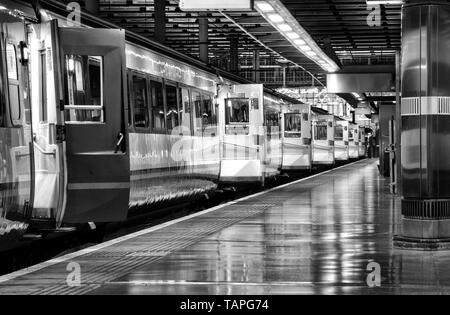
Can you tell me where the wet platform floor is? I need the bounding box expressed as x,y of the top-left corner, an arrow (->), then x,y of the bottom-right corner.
1,159 -> 450,295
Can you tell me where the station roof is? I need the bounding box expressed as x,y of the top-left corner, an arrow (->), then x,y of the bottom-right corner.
95,0 -> 401,87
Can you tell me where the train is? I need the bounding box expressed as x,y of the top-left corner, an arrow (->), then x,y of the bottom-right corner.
0,0 -> 368,251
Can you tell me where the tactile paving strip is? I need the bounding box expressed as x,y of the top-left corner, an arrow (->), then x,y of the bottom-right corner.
25,203 -> 275,295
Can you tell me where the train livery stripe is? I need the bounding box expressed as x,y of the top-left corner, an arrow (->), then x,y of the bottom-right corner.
67,182 -> 130,190
0,160 -> 363,284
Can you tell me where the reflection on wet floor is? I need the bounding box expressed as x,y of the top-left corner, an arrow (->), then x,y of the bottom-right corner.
88,159 -> 449,295
2,159 -> 450,295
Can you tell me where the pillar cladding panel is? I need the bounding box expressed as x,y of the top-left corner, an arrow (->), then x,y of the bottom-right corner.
401,3 -> 450,199
431,5 -> 450,97
401,116 -> 422,198
401,5 -> 422,99
429,116 -> 450,197
401,5 -> 424,199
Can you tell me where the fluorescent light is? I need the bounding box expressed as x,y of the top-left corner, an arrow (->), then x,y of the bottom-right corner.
293,39 -> 306,46
366,0 -> 402,4
278,24 -> 292,32
286,32 -> 299,39
299,45 -> 311,51
255,1 -> 274,12
255,0 -> 340,73
268,14 -> 284,23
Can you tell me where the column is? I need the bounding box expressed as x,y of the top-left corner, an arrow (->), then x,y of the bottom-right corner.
395,1 -> 450,248
229,35 -> 238,73
154,0 -> 166,44
252,50 -> 260,83
199,13 -> 208,63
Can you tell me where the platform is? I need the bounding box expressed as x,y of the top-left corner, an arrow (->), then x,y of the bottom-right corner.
2,159 -> 450,295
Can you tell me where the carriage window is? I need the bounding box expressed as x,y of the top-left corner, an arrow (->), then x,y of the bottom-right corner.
64,55 -> 104,123
151,80 -> 165,130
179,88 -> 191,134
349,129 -> 355,141
226,98 -> 249,124
166,85 -> 179,131
6,43 -> 21,122
284,113 -> 301,138
192,91 -> 202,133
40,51 -> 48,122
132,75 -> 149,128
335,125 -> 344,141
126,73 -> 131,127
6,44 -> 18,80
314,120 -> 328,140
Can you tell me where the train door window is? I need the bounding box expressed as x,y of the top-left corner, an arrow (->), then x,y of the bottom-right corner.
39,50 -> 47,122
126,73 -> 131,127
179,87 -> 192,135
166,84 -> 179,131
225,98 -> 249,135
265,112 -> 280,138
150,80 -> 165,131
64,55 -> 104,123
132,75 -> 149,128
266,112 -> 280,127
284,113 -> 301,138
349,129 -> 354,141
6,43 -> 21,123
335,125 -> 344,141
314,120 -> 328,140
192,90 -> 202,134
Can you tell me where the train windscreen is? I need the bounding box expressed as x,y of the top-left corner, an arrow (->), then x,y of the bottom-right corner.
335,125 -> 344,141
284,113 -> 301,138
225,98 -> 249,135
314,120 -> 328,140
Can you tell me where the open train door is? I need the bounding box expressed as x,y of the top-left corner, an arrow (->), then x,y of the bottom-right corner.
56,26 -> 130,223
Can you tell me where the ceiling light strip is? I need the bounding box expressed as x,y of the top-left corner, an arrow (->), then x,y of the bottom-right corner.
255,0 -> 340,73
219,11 -> 325,87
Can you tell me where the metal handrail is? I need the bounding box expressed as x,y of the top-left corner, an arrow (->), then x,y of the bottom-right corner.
64,105 -> 103,110
33,142 -> 56,156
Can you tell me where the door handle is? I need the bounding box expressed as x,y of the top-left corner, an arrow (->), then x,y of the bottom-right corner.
114,132 -> 124,153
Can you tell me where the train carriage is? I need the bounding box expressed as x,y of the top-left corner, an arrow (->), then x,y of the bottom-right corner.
281,103 -> 312,171
358,126 -> 366,158
334,119 -> 350,161
217,84 -> 285,185
0,4 -> 36,249
311,112 -> 335,165
348,123 -> 359,159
